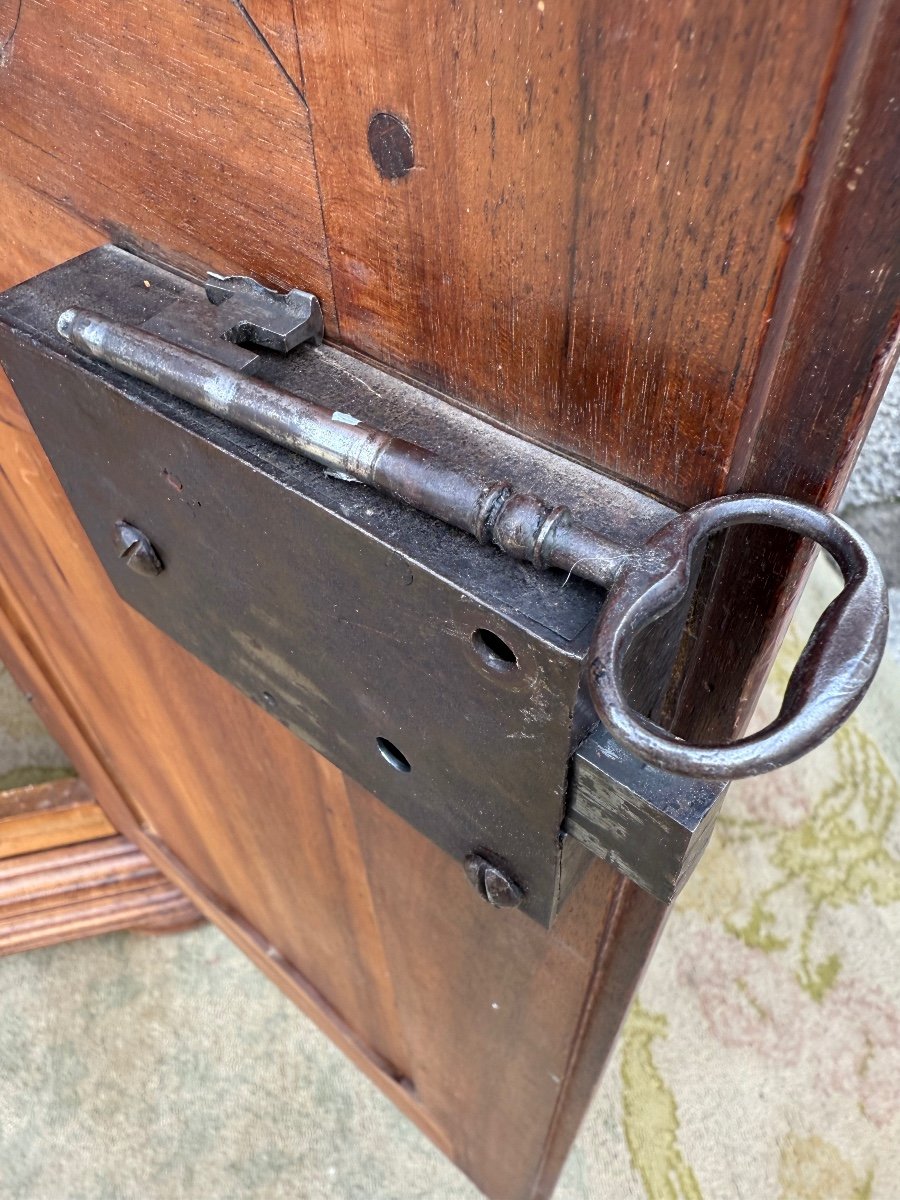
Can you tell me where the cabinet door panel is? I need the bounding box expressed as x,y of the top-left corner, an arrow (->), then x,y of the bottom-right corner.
0,193 -> 664,1199
0,0 -> 897,1195
296,0 -> 841,504
0,0 -> 334,311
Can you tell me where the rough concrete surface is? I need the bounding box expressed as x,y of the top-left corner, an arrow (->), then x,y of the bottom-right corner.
841,370 -> 900,510
839,367 -> 900,659
0,665 -> 72,790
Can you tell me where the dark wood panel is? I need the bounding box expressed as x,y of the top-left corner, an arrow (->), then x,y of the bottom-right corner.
0,0 -> 334,311
295,0 -> 845,504
0,220 -> 666,1199
1,0 -> 897,1193
667,0 -> 900,742
0,172 -> 103,294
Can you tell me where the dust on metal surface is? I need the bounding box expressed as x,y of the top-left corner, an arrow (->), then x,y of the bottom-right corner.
0,246 -> 888,915
58,306 -> 888,780
0,248 -> 616,926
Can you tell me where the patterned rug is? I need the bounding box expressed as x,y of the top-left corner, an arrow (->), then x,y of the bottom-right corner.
0,555 -> 896,1199
574,557 -> 900,1199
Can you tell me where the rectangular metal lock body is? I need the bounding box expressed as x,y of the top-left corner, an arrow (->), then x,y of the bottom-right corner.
0,247 -> 731,922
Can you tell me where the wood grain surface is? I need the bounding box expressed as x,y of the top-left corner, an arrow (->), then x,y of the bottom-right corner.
0,777 -> 116,859
0,0 -> 334,310
4,0 -> 890,506
0,835 -> 203,957
666,0 -> 900,740
0,184 -> 665,1196
0,0 -> 898,1195
296,0 -> 851,504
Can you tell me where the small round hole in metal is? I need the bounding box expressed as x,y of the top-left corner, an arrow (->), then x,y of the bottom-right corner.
376,736 -> 411,773
471,628 -> 518,673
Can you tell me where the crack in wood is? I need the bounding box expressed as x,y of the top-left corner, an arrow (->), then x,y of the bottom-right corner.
0,0 -> 23,70
228,0 -> 308,110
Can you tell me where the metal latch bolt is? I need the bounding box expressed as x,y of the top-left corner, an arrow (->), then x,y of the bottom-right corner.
0,248 -> 886,918
58,304 -> 888,780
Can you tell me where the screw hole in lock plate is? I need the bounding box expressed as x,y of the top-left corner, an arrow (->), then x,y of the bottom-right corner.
471,628 -> 518,673
376,737 -> 411,773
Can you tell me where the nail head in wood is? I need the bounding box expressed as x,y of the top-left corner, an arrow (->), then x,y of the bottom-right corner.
367,112 -> 415,180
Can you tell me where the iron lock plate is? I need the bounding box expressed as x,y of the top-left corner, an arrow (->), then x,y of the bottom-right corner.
1,247 -> 886,915
0,246 -> 712,923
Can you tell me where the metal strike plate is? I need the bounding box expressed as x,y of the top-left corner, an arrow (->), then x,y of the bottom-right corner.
0,246 -> 724,918
567,731 -> 726,902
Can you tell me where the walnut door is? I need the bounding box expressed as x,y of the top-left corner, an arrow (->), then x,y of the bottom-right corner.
0,2 -> 897,1197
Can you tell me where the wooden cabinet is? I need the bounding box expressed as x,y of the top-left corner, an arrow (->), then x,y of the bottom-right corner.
0,2 -> 896,1196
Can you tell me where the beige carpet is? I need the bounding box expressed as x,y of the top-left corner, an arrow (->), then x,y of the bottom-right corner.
0,557 -> 897,1199
0,665 -> 72,791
